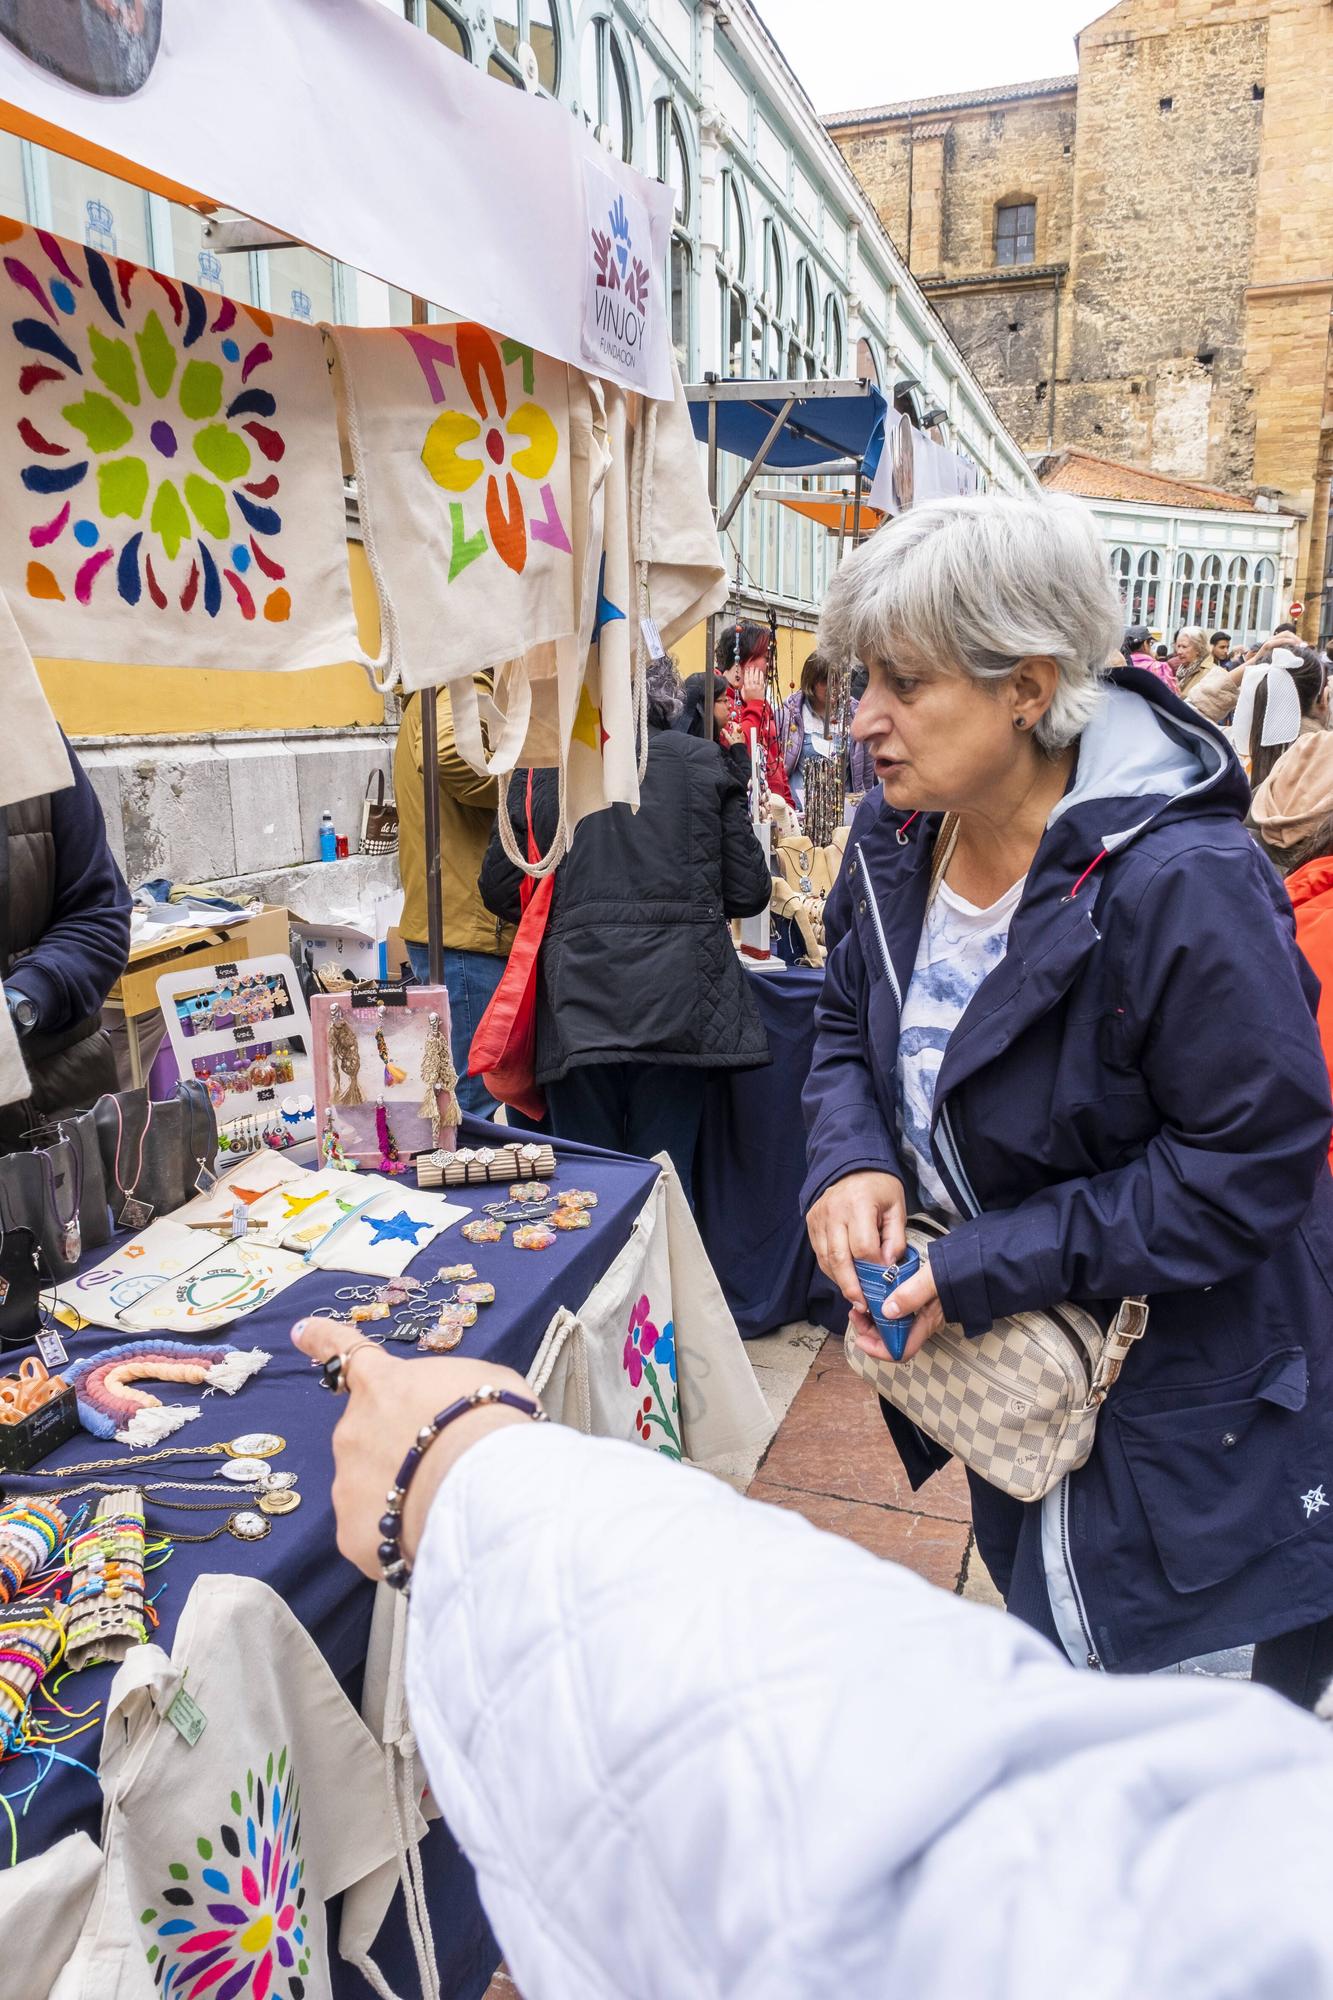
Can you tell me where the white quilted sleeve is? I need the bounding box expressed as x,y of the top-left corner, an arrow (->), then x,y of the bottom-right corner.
406,1425 -> 1333,2000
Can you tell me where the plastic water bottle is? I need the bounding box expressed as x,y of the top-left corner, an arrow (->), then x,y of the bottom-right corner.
318,811 -> 337,862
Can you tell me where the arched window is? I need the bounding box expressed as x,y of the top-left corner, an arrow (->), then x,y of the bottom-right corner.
582,16 -> 632,161
490,0 -> 560,89
656,102 -> 692,369
823,294 -> 845,377
1109,546 -> 1132,612
1130,549 -> 1160,628
1199,553 -> 1223,630
425,0 -> 471,61
855,335 -> 881,384
1171,550 -> 1196,634
1220,554 -> 1248,631
1254,556 -> 1276,637
789,263 -> 817,379
719,172 -> 753,377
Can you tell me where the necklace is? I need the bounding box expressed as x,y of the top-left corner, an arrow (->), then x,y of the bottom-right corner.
180,1085 -> 217,1197
112,1094 -> 156,1230
41,1127 -> 83,1265
9,1433 -> 286,1479
158,1510 -> 271,1544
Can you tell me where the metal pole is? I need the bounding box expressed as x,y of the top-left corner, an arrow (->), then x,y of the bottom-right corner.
420,685 -> 445,987
704,388 -> 719,742
851,457 -> 863,547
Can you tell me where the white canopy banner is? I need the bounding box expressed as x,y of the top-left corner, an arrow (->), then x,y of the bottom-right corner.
0,0 -> 675,400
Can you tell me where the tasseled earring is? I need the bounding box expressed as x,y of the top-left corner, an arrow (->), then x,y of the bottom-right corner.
419,1010 -> 461,1143
376,1100 -> 406,1175
375,1004 -> 407,1087
328,1004 -> 363,1106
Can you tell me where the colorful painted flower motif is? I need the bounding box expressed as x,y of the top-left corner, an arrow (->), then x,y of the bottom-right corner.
623,1293 -> 680,1457
411,321 -> 571,582
591,194 -> 650,315
139,1746 -> 310,2000
7,219 -> 292,623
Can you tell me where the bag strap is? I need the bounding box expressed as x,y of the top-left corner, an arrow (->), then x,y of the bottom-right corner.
525,768 -> 539,867
929,812 -> 960,899
365,768 -> 386,808
1086,1296 -> 1149,1407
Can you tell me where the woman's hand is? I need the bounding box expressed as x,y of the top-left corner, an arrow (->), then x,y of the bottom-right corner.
850,1252 -> 946,1364
291,1318 -> 538,1578
806,1171 -> 907,1314
739,661 -> 767,704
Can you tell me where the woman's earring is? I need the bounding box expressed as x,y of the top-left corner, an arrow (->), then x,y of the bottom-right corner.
1014,716 -> 1028,730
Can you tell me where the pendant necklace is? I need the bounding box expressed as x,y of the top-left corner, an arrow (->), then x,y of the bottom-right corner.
112,1094 -> 156,1231
41,1127 -> 83,1266
10,1433 -> 288,1480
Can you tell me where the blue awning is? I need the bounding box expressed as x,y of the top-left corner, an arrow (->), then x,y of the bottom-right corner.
687,383 -> 887,479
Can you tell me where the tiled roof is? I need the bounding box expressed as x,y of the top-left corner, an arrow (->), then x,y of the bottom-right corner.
1036,448 -> 1254,512
824,75 -> 1078,126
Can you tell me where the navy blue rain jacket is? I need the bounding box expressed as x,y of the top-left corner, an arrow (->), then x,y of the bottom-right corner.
802,670 -> 1333,1673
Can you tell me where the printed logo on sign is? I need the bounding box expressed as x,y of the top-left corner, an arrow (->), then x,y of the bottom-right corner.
582,161 -> 655,391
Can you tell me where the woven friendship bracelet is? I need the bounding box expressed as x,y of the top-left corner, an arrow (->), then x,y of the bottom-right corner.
65,1491 -> 151,1670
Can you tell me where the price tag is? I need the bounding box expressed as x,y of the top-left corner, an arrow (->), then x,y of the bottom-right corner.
165,1685 -> 208,1746
640,615 -> 665,661
214,962 -> 239,980
233,1024 -> 254,1045
230,1202 -> 248,1239
35,1326 -> 68,1369
256,1086 -> 275,1103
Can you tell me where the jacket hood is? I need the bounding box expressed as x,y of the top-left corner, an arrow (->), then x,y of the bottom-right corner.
1286,852 -> 1333,910
1249,730 -> 1333,849
1046,668 -> 1246,858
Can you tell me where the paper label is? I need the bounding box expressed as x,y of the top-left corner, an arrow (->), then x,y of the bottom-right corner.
214,962 -> 239,979
230,1202 -> 248,1240
233,1024 -> 254,1045
35,1326 -> 68,1368
640,615 -> 664,660
166,1686 -> 207,1746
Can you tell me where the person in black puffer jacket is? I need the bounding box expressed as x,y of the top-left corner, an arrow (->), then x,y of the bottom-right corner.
479,657 -> 772,1203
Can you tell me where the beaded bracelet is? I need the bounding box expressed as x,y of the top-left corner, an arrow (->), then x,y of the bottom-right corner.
377,1386 -> 546,1593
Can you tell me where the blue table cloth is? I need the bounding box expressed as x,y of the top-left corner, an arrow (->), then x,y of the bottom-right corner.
696,967 -> 843,1341
2,1120 -> 659,2000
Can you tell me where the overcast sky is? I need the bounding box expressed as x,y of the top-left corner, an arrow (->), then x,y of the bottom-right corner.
756,0 -> 1095,116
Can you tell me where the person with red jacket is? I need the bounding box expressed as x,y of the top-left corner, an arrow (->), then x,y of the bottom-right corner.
725,622 -> 795,808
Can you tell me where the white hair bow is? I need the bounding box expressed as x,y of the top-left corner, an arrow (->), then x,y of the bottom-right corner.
1231,647 -> 1304,751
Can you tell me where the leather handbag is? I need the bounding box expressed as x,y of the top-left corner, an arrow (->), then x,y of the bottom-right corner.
845,1214 -> 1148,1500
0,1127 -> 87,1277
28,1106 -> 111,1256
467,771 -> 553,1121
360,769 -> 399,857
93,1080 -> 218,1229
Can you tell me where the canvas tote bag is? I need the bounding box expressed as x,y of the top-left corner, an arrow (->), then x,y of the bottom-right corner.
0,219 -> 360,673
53,1573 -> 424,2000
467,771 -> 554,1119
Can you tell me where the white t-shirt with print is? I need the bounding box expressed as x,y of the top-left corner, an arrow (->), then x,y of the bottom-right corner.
895,874 -> 1026,1218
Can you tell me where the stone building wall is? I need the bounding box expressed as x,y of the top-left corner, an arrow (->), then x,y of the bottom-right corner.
1066,9 -> 1266,489
828,0 -> 1333,632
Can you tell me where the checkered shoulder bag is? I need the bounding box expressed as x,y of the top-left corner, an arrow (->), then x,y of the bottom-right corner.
846,1216 -> 1148,1501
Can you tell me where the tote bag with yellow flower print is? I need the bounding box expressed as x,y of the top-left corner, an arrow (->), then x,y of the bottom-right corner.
331,319 -> 577,693
0,217 -> 359,673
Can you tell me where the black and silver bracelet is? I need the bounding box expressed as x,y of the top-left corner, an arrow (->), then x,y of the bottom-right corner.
378,1385 -> 547,1591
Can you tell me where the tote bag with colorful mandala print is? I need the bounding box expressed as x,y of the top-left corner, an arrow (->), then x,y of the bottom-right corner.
58,1573 -> 412,2000
0,217 -> 360,672
331,320 -> 577,691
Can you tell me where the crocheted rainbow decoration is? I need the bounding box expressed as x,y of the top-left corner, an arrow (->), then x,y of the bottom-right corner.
64,1340 -> 270,1444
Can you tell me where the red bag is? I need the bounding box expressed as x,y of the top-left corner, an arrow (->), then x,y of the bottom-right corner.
468,771 -> 553,1119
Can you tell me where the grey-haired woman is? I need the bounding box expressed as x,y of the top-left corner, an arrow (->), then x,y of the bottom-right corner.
802,494 -> 1333,1702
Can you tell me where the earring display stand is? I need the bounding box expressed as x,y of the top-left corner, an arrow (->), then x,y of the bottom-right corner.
156,955 -> 316,1147
311,986 -> 460,1168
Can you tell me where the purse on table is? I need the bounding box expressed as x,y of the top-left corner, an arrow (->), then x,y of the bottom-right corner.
360,768 -> 399,856
93,1080 -> 219,1229
845,1214 -> 1148,1501
0,1126 -> 100,1343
